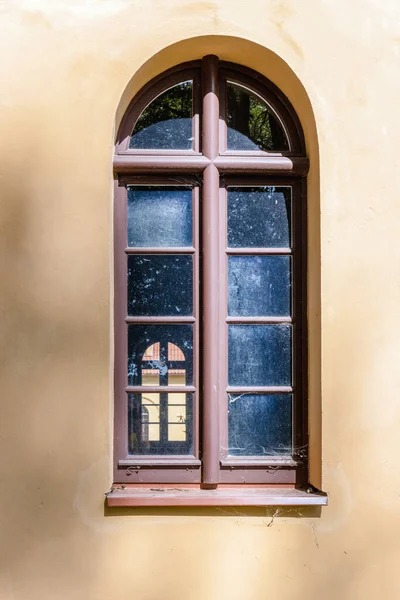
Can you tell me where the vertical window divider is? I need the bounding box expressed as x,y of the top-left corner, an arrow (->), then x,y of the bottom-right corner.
201,55 -> 220,487
193,185 -> 200,459
114,179 -> 128,467
218,185 -> 229,462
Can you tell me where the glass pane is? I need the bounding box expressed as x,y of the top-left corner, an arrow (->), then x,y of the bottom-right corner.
168,404 -> 186,423
168,424 -> 187,441
227,83 -> 289,152
127,187 -> 192,248
228,256 -> 291,316
167,343 -> 187,386
128,393 -> 193,455
141,369 -> 160,387
168,369 -> 186,386
141,401 -> 160,424
228,394 -> 292,456
228,324 -> 291,386
128,255 -> 193,316
129,81 -> 193,149
141,342 -> 160,386
128,324 -> 193,386
228,187 -> 291,248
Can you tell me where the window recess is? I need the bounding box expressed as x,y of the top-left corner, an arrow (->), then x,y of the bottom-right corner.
110,56 -> 327,507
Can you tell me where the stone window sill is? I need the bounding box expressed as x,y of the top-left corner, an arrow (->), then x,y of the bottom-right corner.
105,485 -> 328,507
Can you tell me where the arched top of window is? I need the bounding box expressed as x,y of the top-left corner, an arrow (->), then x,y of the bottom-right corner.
116,60 -> 306,156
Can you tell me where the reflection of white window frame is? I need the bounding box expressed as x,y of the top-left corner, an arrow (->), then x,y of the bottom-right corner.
141,405 -> 149,442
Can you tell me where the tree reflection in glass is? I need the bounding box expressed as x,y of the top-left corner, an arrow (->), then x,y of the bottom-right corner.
130,81 -> 193,149
227,82 -> 289,152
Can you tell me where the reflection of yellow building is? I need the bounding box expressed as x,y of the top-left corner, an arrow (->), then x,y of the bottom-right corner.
139,342 -> 187,444
141,378 -> 187,442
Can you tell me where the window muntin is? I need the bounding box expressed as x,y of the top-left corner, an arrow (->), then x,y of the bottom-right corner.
114,57 -> 308,489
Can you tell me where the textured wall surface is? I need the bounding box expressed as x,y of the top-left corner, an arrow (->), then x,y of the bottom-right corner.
1,1 -> 400,598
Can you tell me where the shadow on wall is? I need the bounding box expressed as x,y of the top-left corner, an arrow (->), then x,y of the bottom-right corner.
0,34 -> 324,600
0,131 -> 109,589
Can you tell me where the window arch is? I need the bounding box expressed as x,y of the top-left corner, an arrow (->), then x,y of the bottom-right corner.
111,56 -> 325,506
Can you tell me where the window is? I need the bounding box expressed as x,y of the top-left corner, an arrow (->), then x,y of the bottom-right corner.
110,56 -> 326,506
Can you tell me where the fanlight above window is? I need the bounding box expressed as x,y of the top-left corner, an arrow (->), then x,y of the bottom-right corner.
226,82 -> 289,152
129,81 -> 193,150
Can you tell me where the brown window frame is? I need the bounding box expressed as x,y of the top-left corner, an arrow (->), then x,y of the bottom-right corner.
109,55 -> 327,507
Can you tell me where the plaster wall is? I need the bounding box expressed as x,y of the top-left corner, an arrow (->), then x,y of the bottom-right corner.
1,1 -> 400,599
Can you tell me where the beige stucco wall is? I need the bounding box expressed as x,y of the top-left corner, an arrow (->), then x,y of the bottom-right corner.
1,1 -> 400,598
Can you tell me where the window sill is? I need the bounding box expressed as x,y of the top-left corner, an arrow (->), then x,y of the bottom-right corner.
105,485 -> 328,507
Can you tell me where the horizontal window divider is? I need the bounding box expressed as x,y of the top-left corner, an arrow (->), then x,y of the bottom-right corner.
125,316 -> 196,324
125,247 -> 196,255
126,386 -> 196,393
226,247 -> 292,255
118,149 -> 203,157
220,457 -> 298,468
214,155 -> 309,175
119,457 -> 201,467
221,150 -> 297,157
226,386 -> 293,394
106,485 -> 328,507
114,154 -> 210,173
226,316 -> 292,324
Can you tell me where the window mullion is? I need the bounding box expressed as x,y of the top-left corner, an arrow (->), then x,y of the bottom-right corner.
201,55 -> 221,487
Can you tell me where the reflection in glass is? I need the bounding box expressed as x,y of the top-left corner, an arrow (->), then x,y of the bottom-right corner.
228,394 -> 292,456
227,82 -> 289,152
129,81 -> 193,149
128,393 -> 193,455
167,342 -> 186,386
228,187 -> 291,248
228,256 -> 291,317
128,255 -> 193,316
228,324 -> 292,386
128,325 -> 193,386
127,187 -> 192,248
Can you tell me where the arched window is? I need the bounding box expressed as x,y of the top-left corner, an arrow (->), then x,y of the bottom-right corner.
111,56 -> 326,506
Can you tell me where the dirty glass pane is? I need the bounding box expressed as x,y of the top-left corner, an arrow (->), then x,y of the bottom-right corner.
129,81 -> 193,149
128,255 -> 193,316
228,256 -> 291,316
167,342 -> 187,386
227,82 -> 289,152
128,324 -> 193,386
127,187 -> 192,247
228,394 -> 292,456
227,187 -> 291,248
141,343 -> 160,387
228,324 -> 291,386
128,393 -> 193,455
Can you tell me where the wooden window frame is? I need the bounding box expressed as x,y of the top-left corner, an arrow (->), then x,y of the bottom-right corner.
109,55 -> 327,507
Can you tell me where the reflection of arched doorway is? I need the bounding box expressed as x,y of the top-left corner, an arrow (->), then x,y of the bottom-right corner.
128,341 -> 193,455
